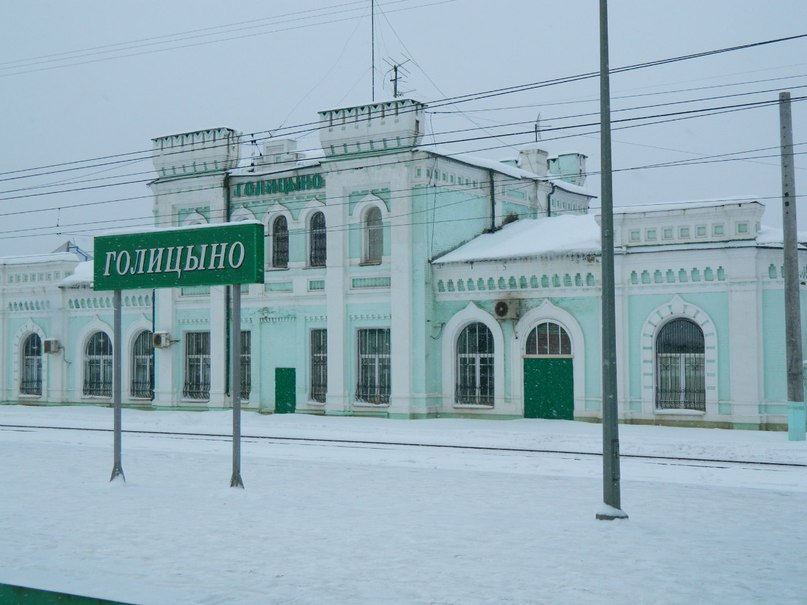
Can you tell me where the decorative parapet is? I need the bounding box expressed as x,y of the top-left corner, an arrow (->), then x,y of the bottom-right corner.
152,127 -> 240,179
319,99 -> 425,158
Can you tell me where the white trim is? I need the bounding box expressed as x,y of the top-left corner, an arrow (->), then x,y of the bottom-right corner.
512,300 -> 586,417
441,302 -> 505,411
12,320 -> 47,400
640,295 -> 718,416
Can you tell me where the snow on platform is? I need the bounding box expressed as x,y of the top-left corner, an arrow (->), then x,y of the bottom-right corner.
0,405 -> 805,604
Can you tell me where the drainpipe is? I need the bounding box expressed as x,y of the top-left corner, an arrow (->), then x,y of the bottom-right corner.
488,170 -> 496,231
548,182 -> 556,217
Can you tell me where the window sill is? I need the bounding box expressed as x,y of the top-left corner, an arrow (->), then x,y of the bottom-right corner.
359,261 -> 382,267
353,401 -> 390,408
18,394 -> 42,399
453,403 -> 495,409
654,408 -> 706,416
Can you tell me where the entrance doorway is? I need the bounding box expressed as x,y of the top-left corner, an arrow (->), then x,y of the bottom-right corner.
523,322 -> 573,420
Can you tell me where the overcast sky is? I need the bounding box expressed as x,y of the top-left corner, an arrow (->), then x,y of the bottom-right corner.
1,0 -> 806,258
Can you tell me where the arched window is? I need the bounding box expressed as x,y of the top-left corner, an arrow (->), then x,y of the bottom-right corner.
456,322 -> 494,405
364,206 -> 383,264
272,216 -> 289,268
131,330 -> 154,399
525,322 -> 571,356
84,332 -> 112,397
20,334 -> 42,395
309,211 -> 327,267
656,318 -> 705,411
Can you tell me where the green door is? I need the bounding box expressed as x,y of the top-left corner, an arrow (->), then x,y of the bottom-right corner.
523,357 -> 573,419
275,368 -> 296,414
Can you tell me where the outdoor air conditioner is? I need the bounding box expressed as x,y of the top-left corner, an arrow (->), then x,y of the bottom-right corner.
494,299 -> 520,321
152,331 -> 172,348
43,338 -> 61,354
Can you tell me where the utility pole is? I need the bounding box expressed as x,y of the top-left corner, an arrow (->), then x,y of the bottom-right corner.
780,91 -> 806,441
371,0 -> 375,102
596,0 -> 627,520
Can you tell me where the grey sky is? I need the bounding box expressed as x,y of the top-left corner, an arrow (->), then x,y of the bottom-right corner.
1,0 -> 805,257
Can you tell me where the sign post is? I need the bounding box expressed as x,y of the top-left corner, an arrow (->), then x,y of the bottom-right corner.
94,222 -> 264,486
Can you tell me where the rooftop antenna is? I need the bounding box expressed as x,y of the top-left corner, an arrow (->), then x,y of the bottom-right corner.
384,57 -> 412,98
534,113 -> 541,142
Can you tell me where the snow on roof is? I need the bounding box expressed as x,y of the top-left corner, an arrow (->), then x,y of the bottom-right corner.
433,214 -> 600,264
611,197 -> 762,214
424,148 -> 538,180
756,226 -> 807,246
0,252 -> 81,266
60,260 -> 94,287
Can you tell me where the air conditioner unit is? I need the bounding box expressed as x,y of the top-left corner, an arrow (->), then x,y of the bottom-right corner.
43,338 -> 61,354
152,331 -> 172,348
494,299 -> 520,321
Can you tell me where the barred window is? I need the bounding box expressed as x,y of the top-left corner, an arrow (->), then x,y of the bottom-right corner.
364,206 -> 383,264
240,331 -> 251,401
525,322 -> 571,356
310,329 -> 327,403
84,332 -> 112,397
356,328 -> 390,404
272,216 -> 289,268
131,330 -> 154,399
455,323 -> 494,405
655,319 -> 705,411
183,332 -> 210,400
309,211 -> 327,267
20,333 -> 42,396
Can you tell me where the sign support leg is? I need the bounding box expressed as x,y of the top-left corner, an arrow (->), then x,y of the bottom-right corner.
230,284 -> 244,488
110,289 -> 125,482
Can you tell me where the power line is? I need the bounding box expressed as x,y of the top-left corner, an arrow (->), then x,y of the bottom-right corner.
4,30 -> 805,181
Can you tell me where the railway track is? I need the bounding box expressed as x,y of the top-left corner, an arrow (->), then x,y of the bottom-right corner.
2,422 -> 804,469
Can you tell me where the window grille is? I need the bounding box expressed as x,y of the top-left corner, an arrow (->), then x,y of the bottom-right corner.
272,216 -> 289,268
365,206 -> 383,264
655,319 -> 705,411
310,329 -> 327,403
131,330 -> 154,399
309,211 -> 327,267
455,323 -> 494,405
525,322 -> 571,356
240,331 -> 251,401
84,332 -> 112,397
183,332 -> 210,400
356,328 -> 390,404
20,333 -> 42,395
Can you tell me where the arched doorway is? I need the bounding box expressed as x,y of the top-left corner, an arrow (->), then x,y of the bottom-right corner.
523,321 -> 573,419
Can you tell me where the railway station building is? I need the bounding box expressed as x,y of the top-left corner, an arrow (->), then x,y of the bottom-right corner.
1,98 -> 804,430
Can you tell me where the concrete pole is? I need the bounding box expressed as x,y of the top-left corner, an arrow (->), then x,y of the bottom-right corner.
780,92 -> 806,441
230,284 -> 245,487
110,289 -> 125,481
596,0 -> 627,519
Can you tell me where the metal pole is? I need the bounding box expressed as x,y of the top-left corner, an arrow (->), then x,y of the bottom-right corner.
596,0 -> 626,519
230,283 -> 245,487
780,92 -> 806,441
371,0 -> 375,102
110,289 -> 125,481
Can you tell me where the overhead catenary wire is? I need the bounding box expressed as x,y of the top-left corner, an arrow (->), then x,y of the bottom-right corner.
2,92 -> 805,204
3,30 -> 805,182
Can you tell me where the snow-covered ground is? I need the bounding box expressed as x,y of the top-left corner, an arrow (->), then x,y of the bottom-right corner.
1,405 -> 806,604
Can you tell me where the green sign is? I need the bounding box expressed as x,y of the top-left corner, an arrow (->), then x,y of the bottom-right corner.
93,222 -> 264,291
233,173 -> 325,198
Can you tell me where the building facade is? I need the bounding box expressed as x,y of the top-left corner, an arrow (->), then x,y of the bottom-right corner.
1,98 -> 804,429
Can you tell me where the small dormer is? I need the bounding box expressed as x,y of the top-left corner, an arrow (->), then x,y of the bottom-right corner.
252,139 -> 300,168
319,99 -> 426,158
548,152 -> 587,186
152,128 -> 240,179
